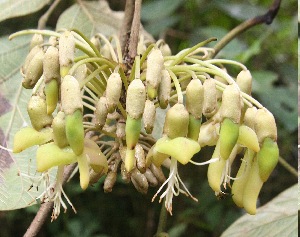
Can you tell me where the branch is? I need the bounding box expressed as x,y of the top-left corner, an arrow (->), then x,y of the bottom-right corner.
38,0 -> 62,30
211,0 -> 281,58
120,0 -> 135,55
23,164 -> 77,237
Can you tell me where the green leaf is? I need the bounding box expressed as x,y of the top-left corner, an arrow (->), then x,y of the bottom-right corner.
56,1 -> 124,38
0,35 -> 55,210
0,0 -> 51,23
221,184 -> 298,237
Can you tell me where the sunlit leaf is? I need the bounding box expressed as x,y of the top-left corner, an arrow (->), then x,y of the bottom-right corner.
0,0 -> 51,22
0,35 -> 54,210
221,184 -> 298,237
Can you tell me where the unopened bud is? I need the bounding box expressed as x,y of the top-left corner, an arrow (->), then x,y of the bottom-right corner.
44,46 -> 60,82
135,144 -> 146,173
203,78 -> 217,118
59,31 -> 75,77
243,107 -> 257,129
186,79 -> 204,119
30,34 -> 43,50
131,168 -> 149,194
143,99 -> 156,134
254,108 -> 277,143
52,111 -> 68,148
104,172 -> 117,192
158,69 -> 171,109
95,96 -> 109,129
144,168 -> 158,187
106,73 -> 122,113
236,70 -> 252,95
163,103 -> 189,139
146,48 -> 164,99
220,84 -> 241,123
126,79 -> 146,119
22,46 -> 42,75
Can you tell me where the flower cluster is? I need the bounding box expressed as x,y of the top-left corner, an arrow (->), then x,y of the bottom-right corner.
10,29 -> 279,218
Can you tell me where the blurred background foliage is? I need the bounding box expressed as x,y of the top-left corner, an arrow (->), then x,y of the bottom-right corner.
0,0 -> 297,236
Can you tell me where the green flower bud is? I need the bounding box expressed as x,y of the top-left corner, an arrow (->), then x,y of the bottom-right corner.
236,70 -> 252,95
203,78 -> 218,118
106,72 -> 122,113
163,103 -> 189,139
65,109 -> 84,155
125,115 -> 142,150
23,48 -> 44,89
30,34 -> 43,50
52,111 -> 68,148
59,31 -> 75,77
254,108 -> 277,143
146,48 -> 164,99
143,99 -> 156,134
219,118 -> 239,160
13,127 -> 53,153
104,171 -> 117,192
131,168 -> 149,194
77,152 -> 90,190
154,136 -> 200,165
61,75 -> 83,115
36,143 -> 77,172
257,137 -> 279,182
144,168 -> 158,187
207,140 -> 226,192
237,125 -> 260,152
220,84 -> 241,123
45,80 -> 59,115
158,69 -> 171,109
125,147 -> 136,172
231,149 -> 256,207
186,79 -> 204,119
95,96 -> 109,129
242,157 -> 264,215
126,79 -> 146,119
135,143 -> 146,173
187,115 -> 202,141
27,95 -> 53,131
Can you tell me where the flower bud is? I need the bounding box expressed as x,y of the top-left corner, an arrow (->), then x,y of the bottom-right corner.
243,107 -> 257,129
242,157 -> 264,215
61,75 -> 83,115
22,46 -> 42,75
95,96 -> 109,129
104,171 -> 117,192
237,125 -> 260,152
186,79 -> 204,119
146,48 -> 164,99
121,162 -> 131,183
219,118 -> 239,160
131,168 -> 149,194
27,95 -> 53,131
163,103 -> 189,139
30,34 -> 43,50
44,46 -> 60,114
231,149 -> 256,207
106,72 -> 122,113
23,49 -> 44,89
254,108 -> 277,143
125,146 -> 136,172
187,115 -> 202,141
59,31 -> 75,77
74,64 -> 88,84
158,69 -> 171,109
135,143 -> 146,173
220,84 -> 241,123
77,153 -> 90,190
116,117 -> 126,138
214,68 -> 228,101
144,168 -> 158,187
36,143 -> 77,172
90,36 -> 101,51
65,109 -> 84,155
198,119 -> 220,147
159,43 -> 172,56
126,79 -> 146,119
203,78 -> 218,118
236,70 -> 252,95
125,116 -> 142,150
52,111 -> 68,148
143,99 -> 156,134
13,127 -> 53,153
149,164 -> 166,184
257,137 -> 279,182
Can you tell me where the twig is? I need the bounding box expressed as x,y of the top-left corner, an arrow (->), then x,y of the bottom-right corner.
155,199 -> 168,236
38,0 -> 62,30
23,164 -> 77,237
211,0 -> 281,58
120,0 -> 135,55
278,156 -> 298,178
128,0 -> 142,60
